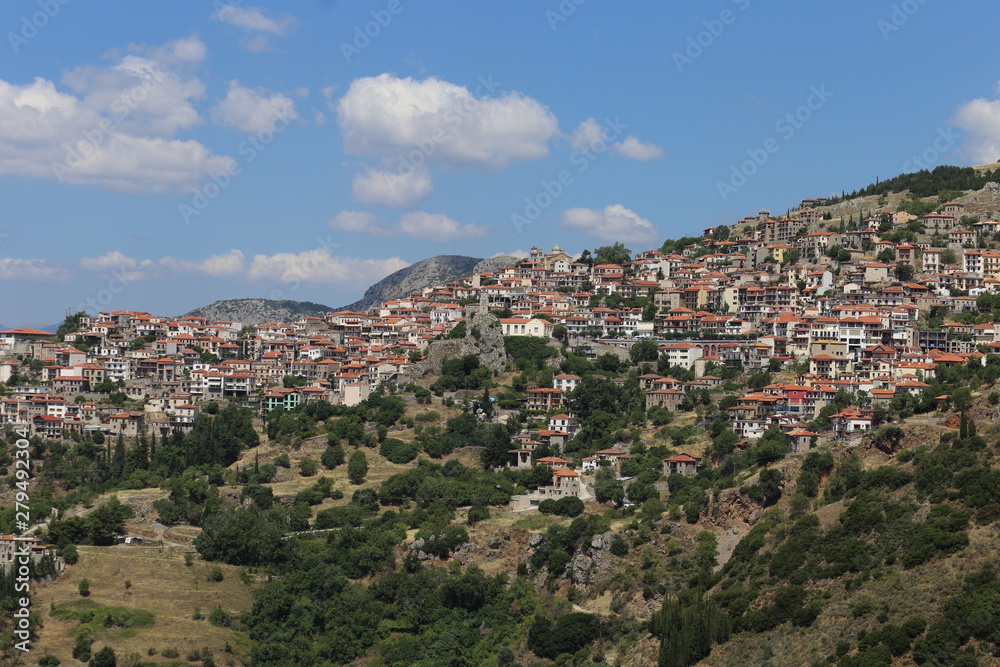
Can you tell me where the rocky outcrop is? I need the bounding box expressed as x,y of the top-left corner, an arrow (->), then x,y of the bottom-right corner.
703,488 -> 763,528
411,310 -> 507,378
338,255 -> 515,312
183,298 -> 332,325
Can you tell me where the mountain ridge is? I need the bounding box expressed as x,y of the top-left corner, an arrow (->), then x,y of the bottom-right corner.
181,254 -> 521,324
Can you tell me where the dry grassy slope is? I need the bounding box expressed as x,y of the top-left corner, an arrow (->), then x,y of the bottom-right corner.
31,545 -> 252,665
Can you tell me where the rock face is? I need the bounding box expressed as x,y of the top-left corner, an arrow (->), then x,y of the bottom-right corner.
183,298 -> 332,326
337,255 -> 517,312
411,310 -> 507,378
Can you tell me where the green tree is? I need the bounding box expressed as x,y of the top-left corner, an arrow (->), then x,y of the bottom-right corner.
322,444 -> 345,469
299,457 -> 318,477
593,242 -> 633,267
89,646 -> 117,667
194,507 -> 288,566
630,339 -> 660,363
348,450 -> 368,484
895,262 -> 915,282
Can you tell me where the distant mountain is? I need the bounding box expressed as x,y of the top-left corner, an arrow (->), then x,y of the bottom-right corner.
335,254 -> 519,312
182,298 -> 334,326
12,322 -> 61,334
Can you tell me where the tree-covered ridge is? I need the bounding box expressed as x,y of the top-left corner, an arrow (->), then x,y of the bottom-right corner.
832,164 -> 1000,201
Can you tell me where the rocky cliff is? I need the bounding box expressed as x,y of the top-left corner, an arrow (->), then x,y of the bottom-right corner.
336,254 -> 520,312
182,298 -> 333,326
410,310 -> 508,378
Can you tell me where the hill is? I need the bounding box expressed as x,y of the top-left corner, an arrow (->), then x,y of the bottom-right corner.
182,298 -> 334,325
335,254 -> 519,311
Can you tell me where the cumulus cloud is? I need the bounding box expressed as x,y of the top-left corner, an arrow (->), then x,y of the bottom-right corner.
398,212 -> 488,242
327,210 -> 388,235
337,73 -> 559,171
76,248 -> 405,288
613,136 -> 665,161
560,204 -> 658,245
570,118 -> 604,150
0,258 -> 71,281
212,6 -> 294,35
130,34 -> 207,66
0,39 -> 234,194
212,6 -> 294,51
570,118 -> 665,161
211,81 -> 297,133
328,210 -> 487,242
159,249 -> 247,277
351,166 -> 432,208
954,95 -> 1000,164
246,249 -> 408,286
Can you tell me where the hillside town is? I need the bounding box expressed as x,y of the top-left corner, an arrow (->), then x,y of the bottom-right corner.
2,196 -> 998,498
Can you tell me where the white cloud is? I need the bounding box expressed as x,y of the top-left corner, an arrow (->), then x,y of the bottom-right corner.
571,118 -> 665,161
159,250 -> 247,277
570,118 -> 604,150
328,209 -> 487,242
79,250 -> 141,272
494,249 -> 529,259
337,73 -> 559,170
212,6 -> 294,35
398,212 -> 488,242
211,81 -> 297,133
136,34 -> 208,66
246,249 -> 408,286
613,136 -> 665,161
327,210 -> 388,235
80,250 -> 157,282
0,258 -> 71,281
63,53 -> 205,137
560,204 -> 658,245
75,248 -> 404,288
954,96 -> 1000,164
0,40 -> 234,194
351,166 -> 432,208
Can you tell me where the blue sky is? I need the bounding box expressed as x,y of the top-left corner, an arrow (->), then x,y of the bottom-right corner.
2,0 -> 1000,326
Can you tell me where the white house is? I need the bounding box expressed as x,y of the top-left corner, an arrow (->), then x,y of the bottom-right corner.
499,318 -> 555,338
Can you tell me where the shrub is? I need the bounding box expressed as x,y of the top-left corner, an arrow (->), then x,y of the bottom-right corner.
89,646 -> 117,667
539,496 -> 585,518
208,606 -> 233,628
380,438 -> 418,464
78,578 -> 90,597
299,458 -> 318,477
273,453 -> 290,468
610,536 -> 629,557
527,612 -> 602,660
321,444 -> 345,469
207,566 -> 224,582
